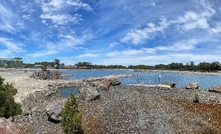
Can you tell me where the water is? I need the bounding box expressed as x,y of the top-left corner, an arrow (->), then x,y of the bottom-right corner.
28,69 -> 221,96
58,87 -> 79,97
59,69 -> 221,89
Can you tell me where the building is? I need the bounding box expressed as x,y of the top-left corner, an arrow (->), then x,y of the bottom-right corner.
0,57 -> 23,67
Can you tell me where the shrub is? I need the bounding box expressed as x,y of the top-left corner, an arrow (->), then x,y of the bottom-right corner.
61,93 -> 82,134
193,93 -> 200,103
0,76 -> 22,118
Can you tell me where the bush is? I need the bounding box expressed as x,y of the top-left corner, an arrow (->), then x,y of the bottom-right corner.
193,93 -> 200,103
61,93 -> 82,134
0,76 -> 22,118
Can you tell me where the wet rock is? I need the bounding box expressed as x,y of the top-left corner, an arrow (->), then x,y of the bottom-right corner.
209,85 -> 221,93
163,81 -> 176,88
0,117 -> 20,134
186,82 -> 199,89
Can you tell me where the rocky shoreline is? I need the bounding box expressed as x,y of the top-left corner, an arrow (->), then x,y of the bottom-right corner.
0,69 -> 221,133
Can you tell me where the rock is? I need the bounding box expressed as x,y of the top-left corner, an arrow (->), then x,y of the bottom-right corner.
48,113 -> 62,123
46,100 -> 65,123
83,85 -> 100,101
30,69 -> 63,80
109,79 -> 121,86
102,81 -> 111,90
0,117 -> 20,134
209,85 -> 221,93
163,81 -> 176,88
186,82 -> 199,89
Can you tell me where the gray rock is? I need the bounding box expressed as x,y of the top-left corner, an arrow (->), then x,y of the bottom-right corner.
185,82 -> 199,89
46,100 -> 65,123
163,81 -> 176,88
84,85 -> 100,101
109,79 -> 121,86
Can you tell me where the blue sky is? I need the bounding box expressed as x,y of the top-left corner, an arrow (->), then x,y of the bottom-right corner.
0,0 -> 221,65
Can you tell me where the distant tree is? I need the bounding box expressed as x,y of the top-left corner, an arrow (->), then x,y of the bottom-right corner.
197,62 -> 211,72
210,62 -> 221,72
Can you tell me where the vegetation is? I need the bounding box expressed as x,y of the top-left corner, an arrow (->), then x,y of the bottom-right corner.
0,76 -> 22,118
61,93 -> 82,134
129,61 -> 221,72
24,60 -> 221,72
193,93 -> 200,103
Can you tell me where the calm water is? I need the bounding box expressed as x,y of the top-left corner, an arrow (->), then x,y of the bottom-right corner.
59,69 -> 221,89
28,69 -> 221,97
58,87 -> 79,97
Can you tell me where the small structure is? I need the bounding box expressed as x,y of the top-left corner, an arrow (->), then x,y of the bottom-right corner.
0,57 -> 23,67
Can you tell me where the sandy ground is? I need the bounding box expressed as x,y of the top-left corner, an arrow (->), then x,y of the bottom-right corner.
0,70 -> 51,103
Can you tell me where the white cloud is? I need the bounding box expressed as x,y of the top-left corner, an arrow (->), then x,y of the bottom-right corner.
39,0 -> 93,25
156,39 -> 202,52
0,3 -> 16,33
0,37 -> 24,52
27,31 -> 93,57
109,42 -> 119,48
209,23 -> 221,34
27,50 -> 57,57
121,1 -> 216,45
76,53 -> 98,58
106,48 -> 156,57
176,11 -> 210,31
121,19 -> 170,44
40,14 -> 81,25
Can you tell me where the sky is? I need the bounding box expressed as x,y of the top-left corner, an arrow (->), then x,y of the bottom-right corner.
0,0 -> 221,66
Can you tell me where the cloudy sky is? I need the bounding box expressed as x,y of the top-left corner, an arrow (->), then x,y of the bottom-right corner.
0,0 -> 221,65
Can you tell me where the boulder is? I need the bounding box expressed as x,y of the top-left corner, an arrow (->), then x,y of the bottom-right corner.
109,79 -> 121,86
0,117 -> 20,134
163,81 -> 176,88
46,100 -> 65,123
83,85 -> 100,101
102,81 -> 111,90
186,82 -> 199,89
209,85 -> 221,93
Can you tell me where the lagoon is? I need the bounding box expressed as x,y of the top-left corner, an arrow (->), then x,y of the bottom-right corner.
59,69 -> 221,89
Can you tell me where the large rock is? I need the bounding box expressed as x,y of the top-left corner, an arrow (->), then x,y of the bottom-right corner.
163,81 -> 176,88
0,118 -> 20,134
109,79 -> 121,86
186,82 -> 199,89
209,85 -> 221,93
46,100 -> 65,123
84,85 -> 100,101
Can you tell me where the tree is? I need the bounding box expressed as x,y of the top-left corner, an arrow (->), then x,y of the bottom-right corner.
0,76 -> 22,118
61,93 -> 82,134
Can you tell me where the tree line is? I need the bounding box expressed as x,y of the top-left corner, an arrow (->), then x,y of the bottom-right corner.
23,61 -> 221,72
75,61 -> 221,72
128,61 -> 221,72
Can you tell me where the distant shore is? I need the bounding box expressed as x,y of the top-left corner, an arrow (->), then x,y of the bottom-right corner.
133,69 -> 221,75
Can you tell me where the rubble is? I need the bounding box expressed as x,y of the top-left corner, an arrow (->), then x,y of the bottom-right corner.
30,69 -> 63,80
